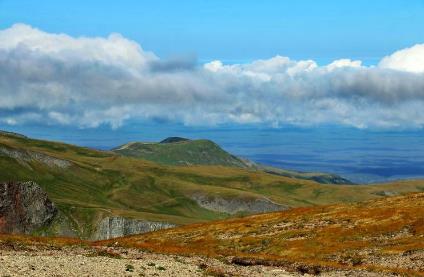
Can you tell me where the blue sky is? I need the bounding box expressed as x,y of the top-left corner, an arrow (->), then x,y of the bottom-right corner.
0,1 -> 424,132
1,1 -> 424,180
1,0 -> 424,65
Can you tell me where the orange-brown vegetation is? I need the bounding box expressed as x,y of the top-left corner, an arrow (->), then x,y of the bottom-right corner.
98,192 -> 424,275
0,234 -> 87,250
1,193 -> 423,275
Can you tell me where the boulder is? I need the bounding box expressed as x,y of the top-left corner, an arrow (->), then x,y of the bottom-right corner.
0,181 -> 57,234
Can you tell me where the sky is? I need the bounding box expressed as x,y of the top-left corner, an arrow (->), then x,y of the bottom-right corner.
0,1 -> 424,131
1,0 -> 424,64
1,1 -> 424,181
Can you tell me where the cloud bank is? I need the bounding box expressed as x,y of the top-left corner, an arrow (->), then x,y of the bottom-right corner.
1,23 -> 424,129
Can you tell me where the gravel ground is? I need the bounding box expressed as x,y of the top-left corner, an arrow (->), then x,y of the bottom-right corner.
0,247 -> 407,276
0,247 -> 297,277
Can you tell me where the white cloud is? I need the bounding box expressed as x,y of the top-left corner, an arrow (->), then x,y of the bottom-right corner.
325,59 -> 362,71
0,23 -> 157,73
204,60 -> 223,72
379,44 -> 424,73
1,24 -> 424,129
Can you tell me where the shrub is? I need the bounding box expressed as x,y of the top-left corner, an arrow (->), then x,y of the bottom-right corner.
125,264 -> 134,272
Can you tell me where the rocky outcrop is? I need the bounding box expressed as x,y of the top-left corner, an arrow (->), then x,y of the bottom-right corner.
92,217 -> 175,240
0,146 -> 71,169
258,164 -> 354,185
191,194 -> 288,215
372,190 -> 399,197
0,181 -> 57,234
0,130 -> 27,139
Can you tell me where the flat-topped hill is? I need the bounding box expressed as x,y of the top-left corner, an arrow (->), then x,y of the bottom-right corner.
113,137 -> 353,184
113,138 -> 248,167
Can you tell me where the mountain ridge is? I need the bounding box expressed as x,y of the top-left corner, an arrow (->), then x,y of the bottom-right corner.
113,136 -> 353,184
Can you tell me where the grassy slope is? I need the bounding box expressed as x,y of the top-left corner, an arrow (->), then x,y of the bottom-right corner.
113,139 -> 247,167
0,132 -> 423,237
113,138 -> 353,184
107,193 -> 424,275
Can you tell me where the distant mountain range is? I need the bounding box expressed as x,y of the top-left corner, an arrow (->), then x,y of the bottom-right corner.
0,131 -> 423,240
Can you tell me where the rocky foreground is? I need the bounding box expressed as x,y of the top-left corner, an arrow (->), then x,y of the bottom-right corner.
0,192 -> 423,276
0,245 -> 298,277
0,245 -> 394,277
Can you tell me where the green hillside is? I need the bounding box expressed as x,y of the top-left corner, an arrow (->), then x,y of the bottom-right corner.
0,131 -> 423,239
113,138 -> 247,167
113,137 -> 352,184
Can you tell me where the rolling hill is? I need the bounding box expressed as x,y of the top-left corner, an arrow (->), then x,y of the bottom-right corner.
113,137 -> 353,184
113,137 -> 247,168
0,131 -> 423,240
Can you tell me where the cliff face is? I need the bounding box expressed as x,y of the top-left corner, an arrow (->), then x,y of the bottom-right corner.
0,146 -> 71,169
0,181 -> 175,239
0,181 -> 57,234
191,194 -> 288,215
92,217 -> 176,240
